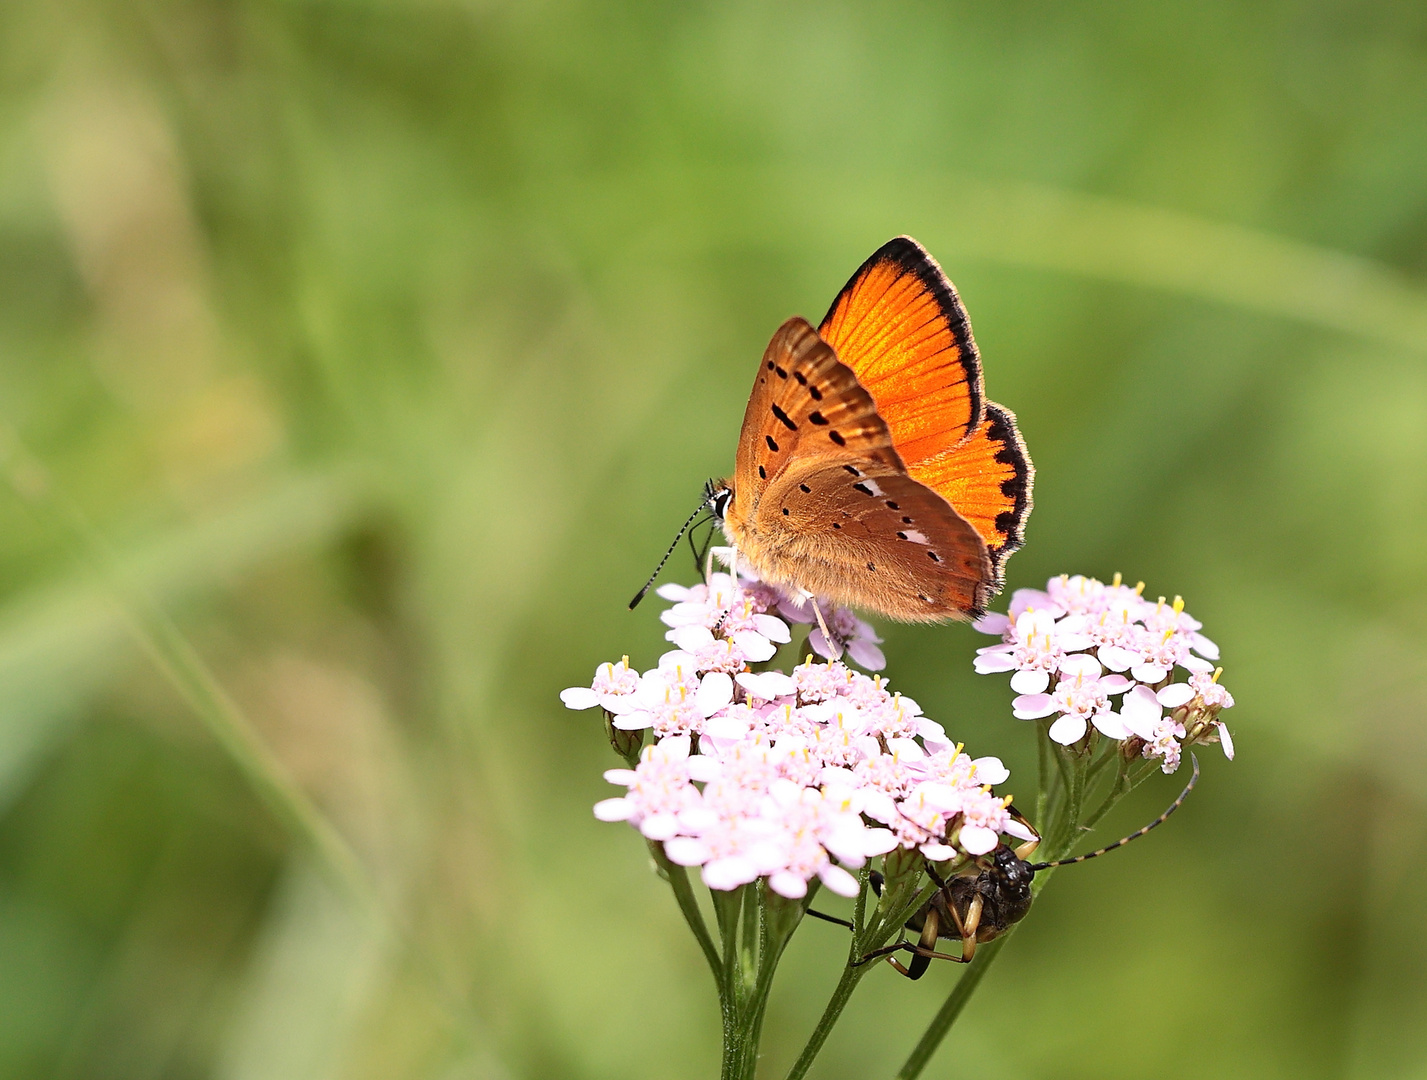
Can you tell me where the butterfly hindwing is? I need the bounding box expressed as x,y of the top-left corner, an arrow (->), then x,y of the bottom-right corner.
906,402 -> 1033,582
756,459 -> 993,621
819,237 -> 985,466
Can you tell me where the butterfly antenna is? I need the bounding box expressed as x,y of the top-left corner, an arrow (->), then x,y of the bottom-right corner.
629,495 -> 712,610
1029,755 -> 1199,871
688,512 -> 715,574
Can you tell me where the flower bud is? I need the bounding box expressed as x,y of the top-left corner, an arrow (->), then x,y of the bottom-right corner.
605,711 -> 644,767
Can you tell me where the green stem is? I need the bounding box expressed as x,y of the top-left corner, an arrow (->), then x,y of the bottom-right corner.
648,843 -> 721,984
894,932 -> 1014,1080
713,885 -> 748,1080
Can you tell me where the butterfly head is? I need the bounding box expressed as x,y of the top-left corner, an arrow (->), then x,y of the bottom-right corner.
705,478 -> 733,522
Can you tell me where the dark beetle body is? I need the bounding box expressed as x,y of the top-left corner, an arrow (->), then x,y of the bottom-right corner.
906,847 -> 1036,946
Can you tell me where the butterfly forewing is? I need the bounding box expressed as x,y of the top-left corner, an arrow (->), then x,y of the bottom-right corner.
819,237 -> 985,464
733,317 -> 902,508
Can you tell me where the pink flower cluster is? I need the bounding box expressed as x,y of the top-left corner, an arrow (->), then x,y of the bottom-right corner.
563,573 -> 1031,898
973,574 -> 1235,772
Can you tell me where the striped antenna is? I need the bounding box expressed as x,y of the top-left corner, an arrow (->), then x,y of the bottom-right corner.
629,491 -> 714,610
1029,755 -> 1199,871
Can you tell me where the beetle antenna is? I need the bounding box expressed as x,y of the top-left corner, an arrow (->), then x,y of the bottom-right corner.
629,492 -> 714,610
1029,755 -> 1199,870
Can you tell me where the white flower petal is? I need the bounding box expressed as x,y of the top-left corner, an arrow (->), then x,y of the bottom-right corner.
1010,668 -> 1051,695
1190,632 -> 1220,660
593,797 -> 633,821
731,630 -> 777,662
1131,662 -> 1170,683
973,612 -> 1011,635
848,638 -> 887,671
971,756 -> 1010,785
1012,693 -> 1057,720
736,670 -> 797,700
1004,818 -> 1037,843
819,864 -> 861,898
1156,683 -> 1195,708
663,838 -> 710,866
1059,654 -> 1103,678
1048,714 -> 1088,745
1216,722 -> 1235,761
1099,645 -> 1136,672
696,672 -> 734,715
1119,685 -> 1162,739
560,687 -> 600,710
639,813 -> 680,840
768,870 -> 808,899
973,650 -> 1017,674
752,614 -> 792,643
611,711 -> 654,731
1100,674 -> 1134,695
919,842 -> 958,862
1091,710 -> 1131,740
959,825 -> 999,855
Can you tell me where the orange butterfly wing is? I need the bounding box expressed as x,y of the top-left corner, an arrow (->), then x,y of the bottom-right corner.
819,237 -> 984,463
907,404 -> 1033,580
820,237 -> 1032,584
722,318 -> 992,620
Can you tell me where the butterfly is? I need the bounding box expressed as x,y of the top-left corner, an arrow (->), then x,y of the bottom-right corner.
709,237 -> 1033,622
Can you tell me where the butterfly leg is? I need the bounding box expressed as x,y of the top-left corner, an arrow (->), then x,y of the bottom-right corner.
803,592 -> 837,656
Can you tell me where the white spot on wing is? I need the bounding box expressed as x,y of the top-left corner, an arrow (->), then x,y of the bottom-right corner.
860,479 -> 883,497
902,530 -> 929,544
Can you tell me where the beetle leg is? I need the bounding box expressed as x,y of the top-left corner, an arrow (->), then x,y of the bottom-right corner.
960,895 -> 983,962
803,908 -> 854,930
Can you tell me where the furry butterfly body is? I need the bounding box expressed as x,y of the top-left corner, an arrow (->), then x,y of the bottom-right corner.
712,238 -> 1032,622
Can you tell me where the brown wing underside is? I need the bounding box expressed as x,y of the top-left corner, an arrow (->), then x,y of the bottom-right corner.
752,460 -> 993,621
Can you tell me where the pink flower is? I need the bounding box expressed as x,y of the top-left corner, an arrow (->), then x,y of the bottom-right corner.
560,657 -> 642,713
595,736 -> 703,840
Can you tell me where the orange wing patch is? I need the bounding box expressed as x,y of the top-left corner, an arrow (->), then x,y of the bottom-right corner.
819,237 -> 984,467
906,403 -> 1032,580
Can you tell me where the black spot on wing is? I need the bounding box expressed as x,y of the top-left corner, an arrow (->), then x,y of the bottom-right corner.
758,465 -> 766,479
829,431 -> 846,446
771,404 -> 797,431
843,464 -> 861,476
766,435 -> 779,452
809,385 -> 823,401
799,483 -> 811,493
852,482 -> 874,496
885,500 -> 899,510
808,411 -> 828,425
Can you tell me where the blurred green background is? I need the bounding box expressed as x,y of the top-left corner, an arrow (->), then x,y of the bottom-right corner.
2,1 -> 1426,1078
